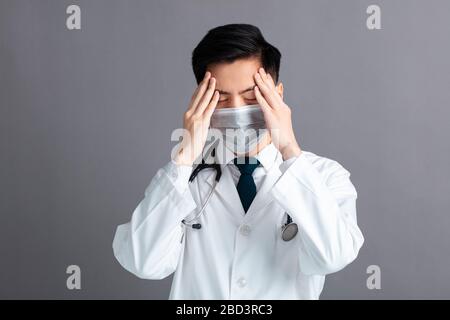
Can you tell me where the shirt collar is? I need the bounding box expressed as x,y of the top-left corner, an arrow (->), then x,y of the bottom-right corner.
219,143 -> 280,172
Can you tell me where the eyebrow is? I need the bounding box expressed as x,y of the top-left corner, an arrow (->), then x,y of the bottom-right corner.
217,85 -> 256,95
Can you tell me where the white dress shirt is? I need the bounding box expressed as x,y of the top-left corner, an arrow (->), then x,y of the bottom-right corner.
227,143 -> 296,190
113,143 -> 364,299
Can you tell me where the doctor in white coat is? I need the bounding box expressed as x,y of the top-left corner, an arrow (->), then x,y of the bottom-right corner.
113,24 -> 364,300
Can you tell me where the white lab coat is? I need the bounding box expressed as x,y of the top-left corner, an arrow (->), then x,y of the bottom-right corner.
112,143 -> 364,299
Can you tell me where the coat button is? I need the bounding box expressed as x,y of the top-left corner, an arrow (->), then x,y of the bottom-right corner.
239,224 -> 251,236
236,277 -> 247,288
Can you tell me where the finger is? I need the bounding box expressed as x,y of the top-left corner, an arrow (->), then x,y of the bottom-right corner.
194,71 -> 211,97
189,72 -> 211,111
259,67 -> 269,82
265,73 -> 284,103
265,72 -> 276,89
195,77 -> 216,115
254,86 -> 272,114
259,68 -> 283,102
259,68 -> 276,90
190,71 -> 211,108
204,90 -> 220,118
258,70 -> 284,105
254,73 -> 279,108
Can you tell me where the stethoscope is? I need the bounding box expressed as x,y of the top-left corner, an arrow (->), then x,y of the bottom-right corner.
181,152 -> 298,242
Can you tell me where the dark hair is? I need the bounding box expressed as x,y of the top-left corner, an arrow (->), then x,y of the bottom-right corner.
192,24 -> 281,84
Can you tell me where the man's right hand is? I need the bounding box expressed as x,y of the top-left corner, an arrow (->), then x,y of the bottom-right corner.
174,71 -> 219,166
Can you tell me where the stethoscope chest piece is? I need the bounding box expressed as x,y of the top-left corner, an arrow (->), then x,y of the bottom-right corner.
281,222 -> 298,241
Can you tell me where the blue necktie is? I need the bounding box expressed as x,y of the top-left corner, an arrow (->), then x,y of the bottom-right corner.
233,157 -> 260,213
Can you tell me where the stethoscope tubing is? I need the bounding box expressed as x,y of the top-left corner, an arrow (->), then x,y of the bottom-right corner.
182,161 -> 298,241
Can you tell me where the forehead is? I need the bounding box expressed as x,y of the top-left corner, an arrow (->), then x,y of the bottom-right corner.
208,57 -> 261,92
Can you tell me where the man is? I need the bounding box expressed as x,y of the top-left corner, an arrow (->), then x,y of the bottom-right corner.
113,24 -> 364,299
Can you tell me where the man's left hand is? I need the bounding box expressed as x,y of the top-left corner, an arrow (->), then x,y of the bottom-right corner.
254,67 -> 302,160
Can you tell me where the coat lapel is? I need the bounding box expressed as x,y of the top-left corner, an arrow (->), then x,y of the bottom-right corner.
243,164 -> 282,222
201,143 -> 283,222
204,165 -> 246,218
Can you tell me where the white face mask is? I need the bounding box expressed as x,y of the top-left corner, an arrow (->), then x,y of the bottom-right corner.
210,104 -> 268,154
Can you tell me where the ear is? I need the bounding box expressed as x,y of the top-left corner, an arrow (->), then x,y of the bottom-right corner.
276,82 -> 284,99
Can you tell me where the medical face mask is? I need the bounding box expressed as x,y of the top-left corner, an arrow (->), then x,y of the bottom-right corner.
210,104 -> 268,154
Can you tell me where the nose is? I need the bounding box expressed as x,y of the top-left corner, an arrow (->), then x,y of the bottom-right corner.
228,95 -> 247,108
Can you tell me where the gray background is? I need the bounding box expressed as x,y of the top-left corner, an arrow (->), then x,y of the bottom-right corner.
1,0 -> 449,299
